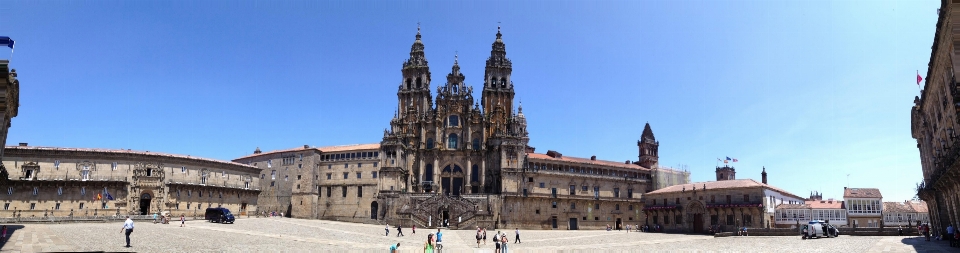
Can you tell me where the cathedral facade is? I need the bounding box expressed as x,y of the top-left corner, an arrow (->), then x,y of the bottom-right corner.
233,28 -> 689,229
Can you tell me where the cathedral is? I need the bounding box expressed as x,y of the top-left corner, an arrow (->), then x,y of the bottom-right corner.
233,27 -> 690,230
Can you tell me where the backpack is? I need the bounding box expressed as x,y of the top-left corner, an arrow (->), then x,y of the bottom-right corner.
493,234 -> 500,242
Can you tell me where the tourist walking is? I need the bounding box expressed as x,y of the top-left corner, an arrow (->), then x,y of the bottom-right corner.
501,231 -> 509,253
949,224 -> 956,247
476,228 -> 482,248
413,224 -> 416,234
493,231 -> 501,253
515,228 -> 521,243
385,224 -> 390,236
435,228 -> 443,252
483,228 -> 488,245
152,213 -> 158,224
180,214 -> 185,227
397,224 -> 404,237
423,233 -> 435,253
120,216 -> 135,247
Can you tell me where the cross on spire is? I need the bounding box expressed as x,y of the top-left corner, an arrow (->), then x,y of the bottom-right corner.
417,22 -> 421,35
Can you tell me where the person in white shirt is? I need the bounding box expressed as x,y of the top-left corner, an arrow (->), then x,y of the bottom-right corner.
120,216 -> 135,247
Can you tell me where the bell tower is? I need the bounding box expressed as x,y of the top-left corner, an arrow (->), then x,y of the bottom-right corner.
481,26 -> 514,138
637,123 -> 659,168
398,25 -> 433,118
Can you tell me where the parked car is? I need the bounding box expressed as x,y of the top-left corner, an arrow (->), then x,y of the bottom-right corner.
204,207 -> 235,224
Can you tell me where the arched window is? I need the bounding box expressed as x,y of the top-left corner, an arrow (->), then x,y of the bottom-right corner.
449,115 -> 459,127
471,165 -> 479,182
427,138 -> 434,149
473,138 -> 480,150
500,77 -> 507,88
448,134 -> 458,149
453,165 -> 463,173
425,164 -> 434,182
443,165 -> 452,173
416,77 -> 422,89
406,78 -> 412,89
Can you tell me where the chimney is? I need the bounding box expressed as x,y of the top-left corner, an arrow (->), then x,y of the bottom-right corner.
18,142 -> 27,146
761,166 -> 768,184
590,155 -> 596,160
303,144 -> 310,149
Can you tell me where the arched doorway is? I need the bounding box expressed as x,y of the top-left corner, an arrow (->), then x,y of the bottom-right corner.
139,193 -> 152,215
370,202 -> 379,220
686,201 -> 706,233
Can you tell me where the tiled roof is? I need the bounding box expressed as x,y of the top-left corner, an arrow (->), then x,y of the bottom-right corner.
526,153 -> 650,171
884,202 -> 915,213
775,204 -> 808,209
806,200 -> 844,209
233,143 -> 381,161
646,179 -> 803,199
843,188 -> 882,199
6,146 -> 255,168
908,201 -> 929,213
775,200 -> 845,210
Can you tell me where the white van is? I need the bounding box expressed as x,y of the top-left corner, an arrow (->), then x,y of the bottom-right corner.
801,221 -> 837,239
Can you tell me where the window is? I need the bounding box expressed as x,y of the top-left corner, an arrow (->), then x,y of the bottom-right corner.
271,170 -> 276,180
30,203 -> 35,210
523,188 -> 528,197
357,172 -> 362,179
4,203 -> 9,210
32,187 -> 37,195
267,160 -> 272,168
594,186 -> 599,199
358,163 -> 362,168
628,205 -> 633,210
343,172 -> 349,179
473,139 -> 480,150
552,201 -> 557,208
55,160 -> 60,169
582,185 -> 588,192
58,187 -> 63,195
448,134 -> 458,149
743,194 -> 749,202
79,203 -> 85,209
427,138 -> 435,149
570,202 -> 576,209
223,171 -> 227,177
284,175 -> 288,181
81,187 -> 86,196
675,198 -> 680,204
372,172 -> 378,178
539,182 -> 545,188
344,164 -> 348,168
358,186 -> 363,197
271,181 -> 275,187
449,115 -> 459,127
112,162 -> 118,170
261,174 -> 264,179
326,186 -> 332,197
328,164 -> 332,169
373,162 -> 378,167
616,204 -> 620,210
613,188 -> 620,198
326,173 -> 332,180
726,195 -> 732,204
570,185 -> 576,195
342,186 -> 348,198
551,188 -> 557,198
627,189 -> 633,198
595,203 -> 600,209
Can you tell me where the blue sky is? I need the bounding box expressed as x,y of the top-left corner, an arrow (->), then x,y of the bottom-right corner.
0,0 -> 937,202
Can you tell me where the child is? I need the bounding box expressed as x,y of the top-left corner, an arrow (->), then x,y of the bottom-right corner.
180,214 -> 186,227
1,225 -> 7,242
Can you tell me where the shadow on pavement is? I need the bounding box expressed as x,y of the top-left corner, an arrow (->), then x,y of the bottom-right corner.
900,235 -> 957,252
0,224 -> 24,249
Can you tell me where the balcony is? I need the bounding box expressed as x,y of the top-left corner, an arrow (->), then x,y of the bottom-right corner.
9,174 -> 128,183
165,179 -> 260,191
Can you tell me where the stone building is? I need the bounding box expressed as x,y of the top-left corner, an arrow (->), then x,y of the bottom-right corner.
0,60 -> 20,182
912,0 -> 960,237
2,144 -> 260,218
882,200 -> 930,227
843,187 -> 882,228
232,27 -> 689,229
643,166 -> 804,233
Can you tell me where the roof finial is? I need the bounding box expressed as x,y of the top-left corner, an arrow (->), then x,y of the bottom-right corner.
454,51 -> 458,64
498,22 -> 501,33
417,22 -> 421,35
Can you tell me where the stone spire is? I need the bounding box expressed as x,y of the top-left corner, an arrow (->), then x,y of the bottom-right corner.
761,166 -> 768,184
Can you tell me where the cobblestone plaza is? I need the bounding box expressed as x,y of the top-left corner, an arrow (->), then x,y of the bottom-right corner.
0,218 -> 956,252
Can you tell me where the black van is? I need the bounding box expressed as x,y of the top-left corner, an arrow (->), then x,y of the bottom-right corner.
204,207 -> 235,224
